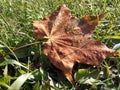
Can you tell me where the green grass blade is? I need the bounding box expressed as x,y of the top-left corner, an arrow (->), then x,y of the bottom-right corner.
105,36 -> 120,39
7,59 -> 28,69
113,43 -> 120,50
8,73 -> 32,90
0,82 -> 10,89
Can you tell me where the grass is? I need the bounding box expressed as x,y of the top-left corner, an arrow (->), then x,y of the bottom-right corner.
0,0 -> 120,90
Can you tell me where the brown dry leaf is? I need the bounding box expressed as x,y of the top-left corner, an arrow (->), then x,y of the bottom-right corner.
33,4 -> 119,83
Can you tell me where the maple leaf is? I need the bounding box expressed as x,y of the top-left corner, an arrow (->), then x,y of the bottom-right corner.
33,4 -> 119,83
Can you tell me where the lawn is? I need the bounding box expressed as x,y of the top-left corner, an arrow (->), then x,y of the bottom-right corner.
0,0 -> 120,90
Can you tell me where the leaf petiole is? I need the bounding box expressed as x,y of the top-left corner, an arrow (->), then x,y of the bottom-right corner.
0,41 -> 41,61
